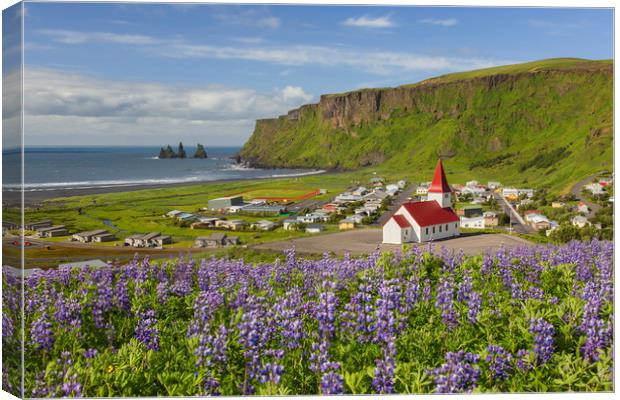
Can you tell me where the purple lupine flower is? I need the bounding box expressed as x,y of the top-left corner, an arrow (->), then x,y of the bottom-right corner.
54,294 -> 82,332
31,311 -> 54,352
529,318 -> 554,365
467,292 -> 482,324
341,278 -> 375,343
135,309 -> 160,351
580,281 -> 612,362
114,274 -> 131,314
2,312 -> 14,338
516,349 -> 533,372
435,276 -> 458,330
429,350 -> 480,393
372,337 -> 396,394
316,281 -> 339,341
486,345 -> 513,381
320,368 -> 344,395
195,324 -> 228,395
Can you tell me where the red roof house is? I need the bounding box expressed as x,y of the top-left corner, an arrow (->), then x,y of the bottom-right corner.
383,159 -> 460,244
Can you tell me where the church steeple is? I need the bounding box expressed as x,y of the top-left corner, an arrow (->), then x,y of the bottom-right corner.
427,159 -> 453,208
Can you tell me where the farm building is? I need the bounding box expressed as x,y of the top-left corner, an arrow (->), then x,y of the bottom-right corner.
208,196 -> 244,211
166,210 -> 183,218
383,160 -> 460,244
194,233 -> 240,248
460,206 -> 483,218
36,225 -> 69,238
92,233 -> 116,243
72,229 -> 109,243
24,220 -> 52,231
241,204 -> 287,215
125,232 -> 171,248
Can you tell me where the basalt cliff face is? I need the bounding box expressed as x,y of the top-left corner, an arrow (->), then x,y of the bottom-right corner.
239,59 -> 612,188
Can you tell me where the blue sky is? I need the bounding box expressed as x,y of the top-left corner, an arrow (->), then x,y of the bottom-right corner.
10,3 -> 614,145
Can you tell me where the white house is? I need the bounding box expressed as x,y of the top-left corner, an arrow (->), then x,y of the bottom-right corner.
383,160 -> 460,244
460,216 -> 485,229
571,215 -> 590,228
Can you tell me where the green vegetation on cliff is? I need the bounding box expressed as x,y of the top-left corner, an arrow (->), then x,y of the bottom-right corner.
239,58 -> 612,193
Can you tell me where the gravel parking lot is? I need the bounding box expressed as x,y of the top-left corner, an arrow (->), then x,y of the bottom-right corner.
253,228 -> 535,256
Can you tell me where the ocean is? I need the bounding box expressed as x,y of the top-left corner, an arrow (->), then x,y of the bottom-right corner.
2,146 -> 324,191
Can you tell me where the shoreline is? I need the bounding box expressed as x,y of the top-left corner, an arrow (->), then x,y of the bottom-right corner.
3,170 -> 330,207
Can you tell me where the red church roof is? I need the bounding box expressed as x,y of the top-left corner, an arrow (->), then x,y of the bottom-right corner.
389,214 -> 411,228
428,159 -> 452,193
401,201 -> 459,227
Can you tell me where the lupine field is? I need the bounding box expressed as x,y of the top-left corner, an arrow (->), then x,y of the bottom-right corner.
1,240 -> 614,396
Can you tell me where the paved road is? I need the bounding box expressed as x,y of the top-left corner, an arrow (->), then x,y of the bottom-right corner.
373,184 -> 418,226
493,192 -> 534,234
570,174 -> 602,219
253,228 -> 535,256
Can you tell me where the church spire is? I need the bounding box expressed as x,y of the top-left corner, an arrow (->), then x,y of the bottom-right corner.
428,159 -> 452,193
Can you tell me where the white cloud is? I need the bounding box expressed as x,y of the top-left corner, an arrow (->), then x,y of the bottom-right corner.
343,15 -> 395,28
39,29 -> 161,45
36,29 -> 510,76
19,68 -> 313,145
419,18 -> 459,27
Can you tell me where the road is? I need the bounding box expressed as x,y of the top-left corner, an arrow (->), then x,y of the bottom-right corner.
373,184 -> 418,226
570,174 -> 601,219
253,228 -> 535,257
493,192 -> 534,234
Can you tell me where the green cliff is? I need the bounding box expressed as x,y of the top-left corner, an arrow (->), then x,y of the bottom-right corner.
239,58 -> 612,191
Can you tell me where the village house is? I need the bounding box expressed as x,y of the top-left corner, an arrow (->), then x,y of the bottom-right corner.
577,202 -> 589,214
524,210 -> 544,223
483,211 -> 499,227
251,220 -> 277,231
335,192 -> 363,202
530,215 -> 551,231
194,233 -> 240,248
383,160 -> 460,244
72,229 -> 109,243
487,181 -> 501,190
208,195 -> 245,211
460,216 -> 485,229
363,190 -> 389,201
415,182 -> 430,196
306,224 -> 325,234
339,217 -> 356,230
599,177 -> 613,186
215,219 -> 248,230
398,180 -> 407,189
571,215 -> 591,228
36,225 -> 69,238
585,182 -> 605,195
191,217 -> 221,229
297,213 -> 324,224
551,201 -> 565,209
546,221 -> 560,237
282,218 -> 299,231
502,188 -> 534,201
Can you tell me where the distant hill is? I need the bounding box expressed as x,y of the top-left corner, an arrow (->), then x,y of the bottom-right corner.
239,58 -> 612,192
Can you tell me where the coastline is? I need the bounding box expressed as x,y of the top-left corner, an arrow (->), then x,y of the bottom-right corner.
2,169 -> 329,207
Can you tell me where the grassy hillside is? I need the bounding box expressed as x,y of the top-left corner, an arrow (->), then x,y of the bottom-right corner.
240,58 -> 612,193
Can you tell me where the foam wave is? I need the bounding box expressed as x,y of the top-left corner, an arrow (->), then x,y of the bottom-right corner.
259,170 -> 326,178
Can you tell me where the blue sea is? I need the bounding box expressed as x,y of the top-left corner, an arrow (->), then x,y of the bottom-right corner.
2,146 -> 324,191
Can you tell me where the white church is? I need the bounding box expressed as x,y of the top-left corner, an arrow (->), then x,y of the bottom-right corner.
383,159 -> 460,244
